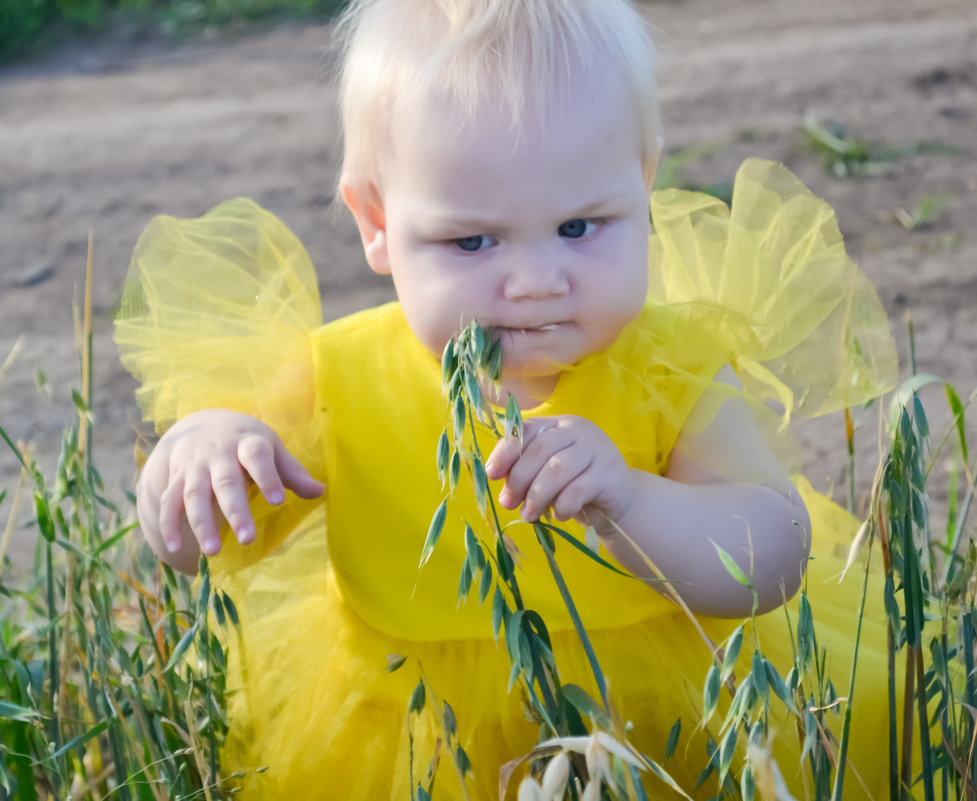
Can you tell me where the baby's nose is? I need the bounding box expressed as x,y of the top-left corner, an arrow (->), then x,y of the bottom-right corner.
502,251 -> 570,301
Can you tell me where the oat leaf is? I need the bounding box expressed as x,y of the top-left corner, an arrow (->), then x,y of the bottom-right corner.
453,394 -> 466,436
664,718 -> 681,761
443,702 -> 457,737
944,383 -> 969,464
441,339 -> 457,390
584,524 -> 599,555
721,624 -> 744,681
419,499 -> 448,570
478,562 -> 493,604
492,587 -> 506,642
718,725 -> 737,782
222,592 -> 240,626
456,745 -> 472,776
408,681 -> 426,715
711,540 -> 751,587
472,457 -> 489,516
752,650 -> 769,706
561,683 -> 610,729
801,705 -> 817,760
797,593 -> 814,673
457,561 -> 473,602
741,764 -> 755,801
164,622 -> 199,673
436,429 -> 450,487
764,660 -> 793,709
386,654 -> 407,673
703,665 -> 720,723
504,394 -> 522,441
449,450 -> 461,493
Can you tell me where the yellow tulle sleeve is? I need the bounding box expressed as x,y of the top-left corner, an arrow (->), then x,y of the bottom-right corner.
649,158 -> 898,421
114,198 -> 327,574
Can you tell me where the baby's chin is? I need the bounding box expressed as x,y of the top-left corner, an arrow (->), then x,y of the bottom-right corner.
496,360 -> 567,407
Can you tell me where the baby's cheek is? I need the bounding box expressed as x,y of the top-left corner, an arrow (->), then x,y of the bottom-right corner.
401,284 -> 477,356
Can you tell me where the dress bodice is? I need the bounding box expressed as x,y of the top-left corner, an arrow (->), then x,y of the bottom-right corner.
312,301 -> 735,640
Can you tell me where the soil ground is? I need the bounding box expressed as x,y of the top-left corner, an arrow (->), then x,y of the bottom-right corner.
1,0 -> 975,573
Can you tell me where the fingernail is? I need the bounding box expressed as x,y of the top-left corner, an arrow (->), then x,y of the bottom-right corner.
269,491 -> 284,505
236,525 -> 254,544
498,488 -> 511,507
521,504 -> 535,522
165,537 -> 180,553
203,536 -> 221,555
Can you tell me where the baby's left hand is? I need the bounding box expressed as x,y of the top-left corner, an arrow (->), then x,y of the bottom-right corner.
484,415 -> 634,525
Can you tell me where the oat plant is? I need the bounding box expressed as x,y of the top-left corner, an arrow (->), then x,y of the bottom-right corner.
811,314 -> 976,801
0,246 -> 241,800
414,321 -> 695,800
417,316 -> 977,801
696,354 -> 977,801
869,367 -> 977,801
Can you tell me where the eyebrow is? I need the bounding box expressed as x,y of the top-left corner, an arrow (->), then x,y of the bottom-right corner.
554,184 -> 641,219
570,194 -> 629,217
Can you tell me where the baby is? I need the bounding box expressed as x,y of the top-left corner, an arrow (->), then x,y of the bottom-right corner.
118,0 -> 894,797
137,0 -> 809,615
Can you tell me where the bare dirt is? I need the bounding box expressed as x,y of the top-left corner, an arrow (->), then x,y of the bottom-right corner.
1,0 -> 975,572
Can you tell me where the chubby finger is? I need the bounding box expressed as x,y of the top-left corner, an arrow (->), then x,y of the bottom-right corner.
498,425 -> 574,510
486,418 -> 564,481
238,434 -> 286,506
211,453 -> 256,545
519,448 -> 592,522
551,471 -> 601,522
485,433 -> 522,480
183,465 -> 222,556
155,482 -> 203,572
274,441 -> 325,499
157,477 -> 186,554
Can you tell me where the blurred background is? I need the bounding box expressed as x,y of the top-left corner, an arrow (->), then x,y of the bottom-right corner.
1,0 -> 975,571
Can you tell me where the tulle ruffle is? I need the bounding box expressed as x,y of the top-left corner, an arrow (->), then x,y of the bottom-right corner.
115,198 -> 328,571
649,158 -> 897,422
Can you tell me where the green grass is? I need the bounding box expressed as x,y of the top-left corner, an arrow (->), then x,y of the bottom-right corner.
800,115 -> 959,178
892,194 -> 948,232
0,258 -> 241,800
0,0 -> 347,62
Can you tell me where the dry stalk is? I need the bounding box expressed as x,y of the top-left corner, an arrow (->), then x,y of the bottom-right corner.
0,461 -> 27,582
78,230 -> 94,458
0,335 -> 24,386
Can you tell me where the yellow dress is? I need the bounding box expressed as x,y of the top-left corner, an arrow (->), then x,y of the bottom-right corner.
115,159 -> 898,799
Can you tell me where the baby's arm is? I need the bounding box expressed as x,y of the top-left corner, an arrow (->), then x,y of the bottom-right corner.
136,409 -> 325,575
485,366 -> 811,617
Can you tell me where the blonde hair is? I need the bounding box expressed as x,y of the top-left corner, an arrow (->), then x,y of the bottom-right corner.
336,0 -> 662,190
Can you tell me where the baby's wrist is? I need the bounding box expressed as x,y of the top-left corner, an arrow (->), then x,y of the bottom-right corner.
589,469 -> 639,539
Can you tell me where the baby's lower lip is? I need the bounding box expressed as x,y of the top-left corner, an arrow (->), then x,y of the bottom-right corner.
503,323 -> 561,335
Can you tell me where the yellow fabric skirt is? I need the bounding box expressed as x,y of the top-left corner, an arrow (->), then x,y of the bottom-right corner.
218,480 -> 892,800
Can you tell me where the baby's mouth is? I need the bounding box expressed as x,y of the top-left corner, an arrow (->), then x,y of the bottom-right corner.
499,323 -> 561,335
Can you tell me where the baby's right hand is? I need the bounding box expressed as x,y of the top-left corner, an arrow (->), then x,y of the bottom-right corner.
136,409 -> 325,574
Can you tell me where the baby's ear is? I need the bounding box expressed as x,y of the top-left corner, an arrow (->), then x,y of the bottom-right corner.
642,145 -> 662,193
341,179 -> 390,275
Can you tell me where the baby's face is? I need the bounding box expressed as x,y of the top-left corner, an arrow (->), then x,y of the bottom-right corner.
353,70 -> 652,406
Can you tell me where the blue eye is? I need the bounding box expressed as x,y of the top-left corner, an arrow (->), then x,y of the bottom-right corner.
558,218 -> 592,238
455,235 -> 486,252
